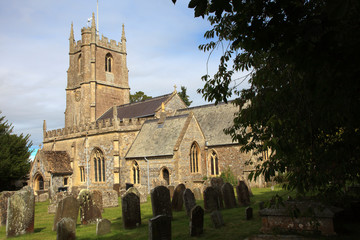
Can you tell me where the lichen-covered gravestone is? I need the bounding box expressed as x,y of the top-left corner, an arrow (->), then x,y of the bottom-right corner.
91,190 -> 103,212
210,177 -> 224,209
6,186 -> 35,237
221,182 -> 237,209
149,215 -> 172,240
203,186 -> 220,212
236,181 -> 251,206
151,186 -> 172,219
122,192 -> 141,229
193,188 -> 202,200
56,217 -> 76,240
183,188 -> 196,217
171,183 -> 186,211
96,218 -> 111,235
210,210 -> 225,228
126,186 -> 147,203
0,191 -> 14,227
53,195 -> 79,231
190,205 -> 204,236
78,189 -> 102,225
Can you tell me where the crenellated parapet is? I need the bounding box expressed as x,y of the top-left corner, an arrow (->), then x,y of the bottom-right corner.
43,117 -> 146,142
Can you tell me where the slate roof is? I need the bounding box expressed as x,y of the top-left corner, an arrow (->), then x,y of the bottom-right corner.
176,102 -> 238,146
39,151 -> 72,174
126,114 -> 190,158
97,93 -> 172,121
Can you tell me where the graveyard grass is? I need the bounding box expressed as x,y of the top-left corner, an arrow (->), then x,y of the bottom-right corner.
0,186 -> 358,240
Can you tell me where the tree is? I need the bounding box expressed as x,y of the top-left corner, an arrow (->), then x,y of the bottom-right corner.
173,0 -> 360,200
0,112 -> 32,191
178,86 -> 193,107
129,91 -> 152,103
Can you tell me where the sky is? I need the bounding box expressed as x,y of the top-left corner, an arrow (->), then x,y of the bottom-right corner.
0,0 -> 250,158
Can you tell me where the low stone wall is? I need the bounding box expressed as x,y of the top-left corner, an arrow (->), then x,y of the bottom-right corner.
102,190 -> 118,208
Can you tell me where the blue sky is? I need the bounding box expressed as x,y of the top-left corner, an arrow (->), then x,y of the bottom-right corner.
0,0 -> 250,159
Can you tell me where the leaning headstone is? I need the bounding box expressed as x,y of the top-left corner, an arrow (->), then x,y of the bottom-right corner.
236,181 -> 251,206
210,177 -> 224,209
53,196 -> 79,231
0,191 -> 14,227
203,186 -> 220,212
172,183 -> 186,211
190,205 -> 204,236
246,207 -> 253,220
193,188 -> 202,200
221,182 -> 237,209
56,217 -> 76,240
96,218 -> 111,236
122,192 -> 141,229
168,185 -> 175,199
91,190 -> 104,213
78,189 -> 102,225
183,189 -> 196,217
149,215 -> 172,240
151,186 -> 172,219
210,210 -> 224,228
6,186 -> 35,237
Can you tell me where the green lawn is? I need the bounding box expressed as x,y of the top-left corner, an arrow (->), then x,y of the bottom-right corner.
0,186 -> 358,239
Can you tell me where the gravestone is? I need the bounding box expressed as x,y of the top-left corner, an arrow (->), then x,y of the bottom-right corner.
113,183 -> 120,196
236,181 -> 251,206
6,186 -> 35,237
102,190 -> 119,208
0,191 -> 14,227
122,192 -> 141,229
221,182 -> 237,209
193,188 -> 202,200
56,217 -> 76,240
91,190 -> 104,212
37,192 -> 49,202
125,186 -> 147,203
210,177 -> 224,209
183,188 -> 196,217
168,185 -> 175,199
78,189 -> 102,225
190,205 -> 204,236
246,207 -> 253,220
203,186 -> 220,212
53,196 -> 79,231
171,183 -> 186,211
96,218 -> 111,235
210,210 -> 224,228
48,191 -> 70,214
149,215 -> 172,240
151,186 -> 172,219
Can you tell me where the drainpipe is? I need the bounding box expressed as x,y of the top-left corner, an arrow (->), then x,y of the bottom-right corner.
85,133 -> 89,189
144,157 -> 150,194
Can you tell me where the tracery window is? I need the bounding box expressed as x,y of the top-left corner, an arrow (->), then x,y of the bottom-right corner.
133,161 -> 140,184
93,149 -> 105,182
210,150 -> 219,176
105,53 -> 113,72
190,142 -> 200,173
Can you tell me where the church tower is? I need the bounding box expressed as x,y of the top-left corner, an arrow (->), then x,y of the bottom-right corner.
65,13 -> 130,127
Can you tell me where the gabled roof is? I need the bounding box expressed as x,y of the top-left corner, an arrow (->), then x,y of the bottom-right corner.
97,93 -> 172,121
37,151 -> 72,174
125,114 -> 190,159
176,102 -> 239,146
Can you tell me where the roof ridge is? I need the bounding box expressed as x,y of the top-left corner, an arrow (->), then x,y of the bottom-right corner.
117,92 -> 172,109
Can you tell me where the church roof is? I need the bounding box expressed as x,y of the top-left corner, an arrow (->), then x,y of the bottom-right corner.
125,114 -> 190,159
38,151 -> 72,174
176,102 -> 238,146
97,93 -> 172,121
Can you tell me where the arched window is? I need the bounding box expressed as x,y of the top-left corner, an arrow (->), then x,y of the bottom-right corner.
190,142 -> 200,173
162,168 -> 170,185
105,53 -> 113,72
93,148 -> 105,182
210,150 -> 219,176
132,161 -> 140,184
78,54 -> 82,74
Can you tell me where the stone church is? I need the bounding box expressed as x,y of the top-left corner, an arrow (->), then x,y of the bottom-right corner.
29,14 -> 263,197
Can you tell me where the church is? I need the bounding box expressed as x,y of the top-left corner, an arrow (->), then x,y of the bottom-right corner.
29,14 -> 263,197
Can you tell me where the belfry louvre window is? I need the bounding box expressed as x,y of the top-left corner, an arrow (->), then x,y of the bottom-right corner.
105,53 -> 112,72
80,166 -> 85,182
190,142 -> 200,173
93,149 -> 105,182
210,151 -> 219,176
133,161 -> 140,184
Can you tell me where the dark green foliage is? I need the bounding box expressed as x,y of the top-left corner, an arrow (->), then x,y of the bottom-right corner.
178,86 -> 192,107
173,0 -> 360,201
129,91 -> 152,103
0,112 -> 32,191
